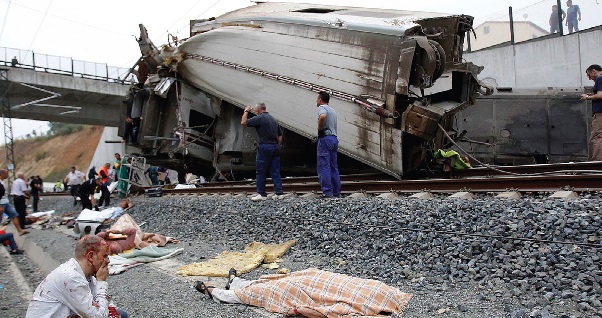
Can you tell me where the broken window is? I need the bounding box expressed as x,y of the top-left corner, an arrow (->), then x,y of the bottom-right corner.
294,8 -> 339,14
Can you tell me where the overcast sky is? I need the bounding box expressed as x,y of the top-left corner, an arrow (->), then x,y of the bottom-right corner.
0,0 -> 600,139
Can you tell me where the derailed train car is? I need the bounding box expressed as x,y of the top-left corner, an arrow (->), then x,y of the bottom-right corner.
120,2 -> 491,180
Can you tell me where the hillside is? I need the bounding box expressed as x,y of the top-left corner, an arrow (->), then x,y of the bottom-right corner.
0,126 -> 103,183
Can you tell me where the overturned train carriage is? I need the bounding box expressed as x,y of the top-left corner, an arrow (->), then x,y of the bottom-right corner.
120,2 -> 489,179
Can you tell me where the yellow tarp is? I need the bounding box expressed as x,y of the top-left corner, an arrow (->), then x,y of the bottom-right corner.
176,239 -> 298,277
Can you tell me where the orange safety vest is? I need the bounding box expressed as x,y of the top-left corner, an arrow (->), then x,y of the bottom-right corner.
98,166 -> 109,183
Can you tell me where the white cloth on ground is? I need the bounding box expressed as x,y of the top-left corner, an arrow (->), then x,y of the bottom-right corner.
77,207 -> 124,222
108,245 -> 184,275
30,210 -> 55,217
26,258 -> 109,318
211,277 -> 250,304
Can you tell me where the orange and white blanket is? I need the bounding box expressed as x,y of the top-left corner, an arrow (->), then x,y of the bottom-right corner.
235,268 -> 412,317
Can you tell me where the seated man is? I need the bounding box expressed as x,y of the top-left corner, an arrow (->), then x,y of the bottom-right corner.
0,231 -> 25,254
26,235 -> 128,317
194,268 -> 412,317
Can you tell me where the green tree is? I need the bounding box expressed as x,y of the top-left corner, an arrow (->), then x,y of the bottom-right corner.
47,122 -> 84,136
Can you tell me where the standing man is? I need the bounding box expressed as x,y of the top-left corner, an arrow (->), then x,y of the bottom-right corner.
26,235 -> 129,318
11,172 -> 30,230
241,102 -> 284,201
581,64 -> 602,161
113,153 -> 123,182
117,157 -> 129,198
29,176 -> 42,213
64,166 -> 85,207
565,0 -> 581,33
0,169 -> 28,236
315,91 -> 341,198
98,163 -> 111,207
549,4 -> 566,34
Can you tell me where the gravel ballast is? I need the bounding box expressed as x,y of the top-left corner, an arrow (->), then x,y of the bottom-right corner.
9,193 -> 602,317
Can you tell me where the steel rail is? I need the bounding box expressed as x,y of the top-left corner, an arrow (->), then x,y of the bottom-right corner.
41,163 -> 602,197
164,174 -> 602,195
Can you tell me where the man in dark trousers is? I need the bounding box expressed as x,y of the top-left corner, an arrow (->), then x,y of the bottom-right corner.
11,172 -> 30,229
581,64 -> 602,161
315,91 -> 341,198
241,102 -> 284,201
29,176 -> 42,213
79,177 -> 102,211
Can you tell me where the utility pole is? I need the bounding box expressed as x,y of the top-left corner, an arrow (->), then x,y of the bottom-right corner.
0,69 -> 16,183
509,7 -> 515,45
556,0 -> 564,36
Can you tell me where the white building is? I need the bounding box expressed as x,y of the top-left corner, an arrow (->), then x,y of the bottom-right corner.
466,21 -> 549,51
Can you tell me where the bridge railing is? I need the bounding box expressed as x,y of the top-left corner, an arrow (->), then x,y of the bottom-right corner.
0,46 -> 137,84
465,0 -> 602,52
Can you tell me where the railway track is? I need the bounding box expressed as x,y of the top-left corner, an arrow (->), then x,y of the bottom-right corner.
42,162 -> 602,197
162,162 -> 602,196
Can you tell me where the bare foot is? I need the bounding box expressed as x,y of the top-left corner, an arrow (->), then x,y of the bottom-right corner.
19,230 -> 30,236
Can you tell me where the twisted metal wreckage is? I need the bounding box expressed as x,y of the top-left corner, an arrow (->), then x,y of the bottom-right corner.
119,2 -> 492,181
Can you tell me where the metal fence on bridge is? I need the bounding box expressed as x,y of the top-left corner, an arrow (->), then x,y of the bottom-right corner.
465,0 -> 602,52
0,46 -> 137,84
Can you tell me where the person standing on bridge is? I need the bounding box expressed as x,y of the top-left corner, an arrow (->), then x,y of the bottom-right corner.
549,4 -> 566,34
315,91 -> 341,198
581,64 -> 602,161
565,0 -> 581,33
241,102 -> 284,201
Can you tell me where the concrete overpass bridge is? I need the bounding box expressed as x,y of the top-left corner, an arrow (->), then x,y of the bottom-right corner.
0,47 -> 133,127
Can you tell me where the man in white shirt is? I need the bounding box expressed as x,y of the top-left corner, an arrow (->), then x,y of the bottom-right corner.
26,235 -> 129,318
10,171 -> 29,230
64,166 -> 85,207
0,169 -> 28,235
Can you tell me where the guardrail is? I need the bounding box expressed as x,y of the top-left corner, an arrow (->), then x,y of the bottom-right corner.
0,46 -> 137,84
465,1 -> 602,52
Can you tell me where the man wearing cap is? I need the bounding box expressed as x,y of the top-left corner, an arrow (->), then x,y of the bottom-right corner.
241,102 -> 284,201
64,167 -> 85,207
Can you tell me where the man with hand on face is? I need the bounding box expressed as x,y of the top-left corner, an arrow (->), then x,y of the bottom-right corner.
26,235 -> 128,317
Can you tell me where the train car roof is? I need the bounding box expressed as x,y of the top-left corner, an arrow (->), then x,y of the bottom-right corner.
191,2 -> 465,36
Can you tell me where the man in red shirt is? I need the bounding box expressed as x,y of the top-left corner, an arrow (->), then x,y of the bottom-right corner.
97,163 -> 111,207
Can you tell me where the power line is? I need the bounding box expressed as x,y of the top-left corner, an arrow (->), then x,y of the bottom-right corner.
0,0 -> 12,44
27,0 -> 54,52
